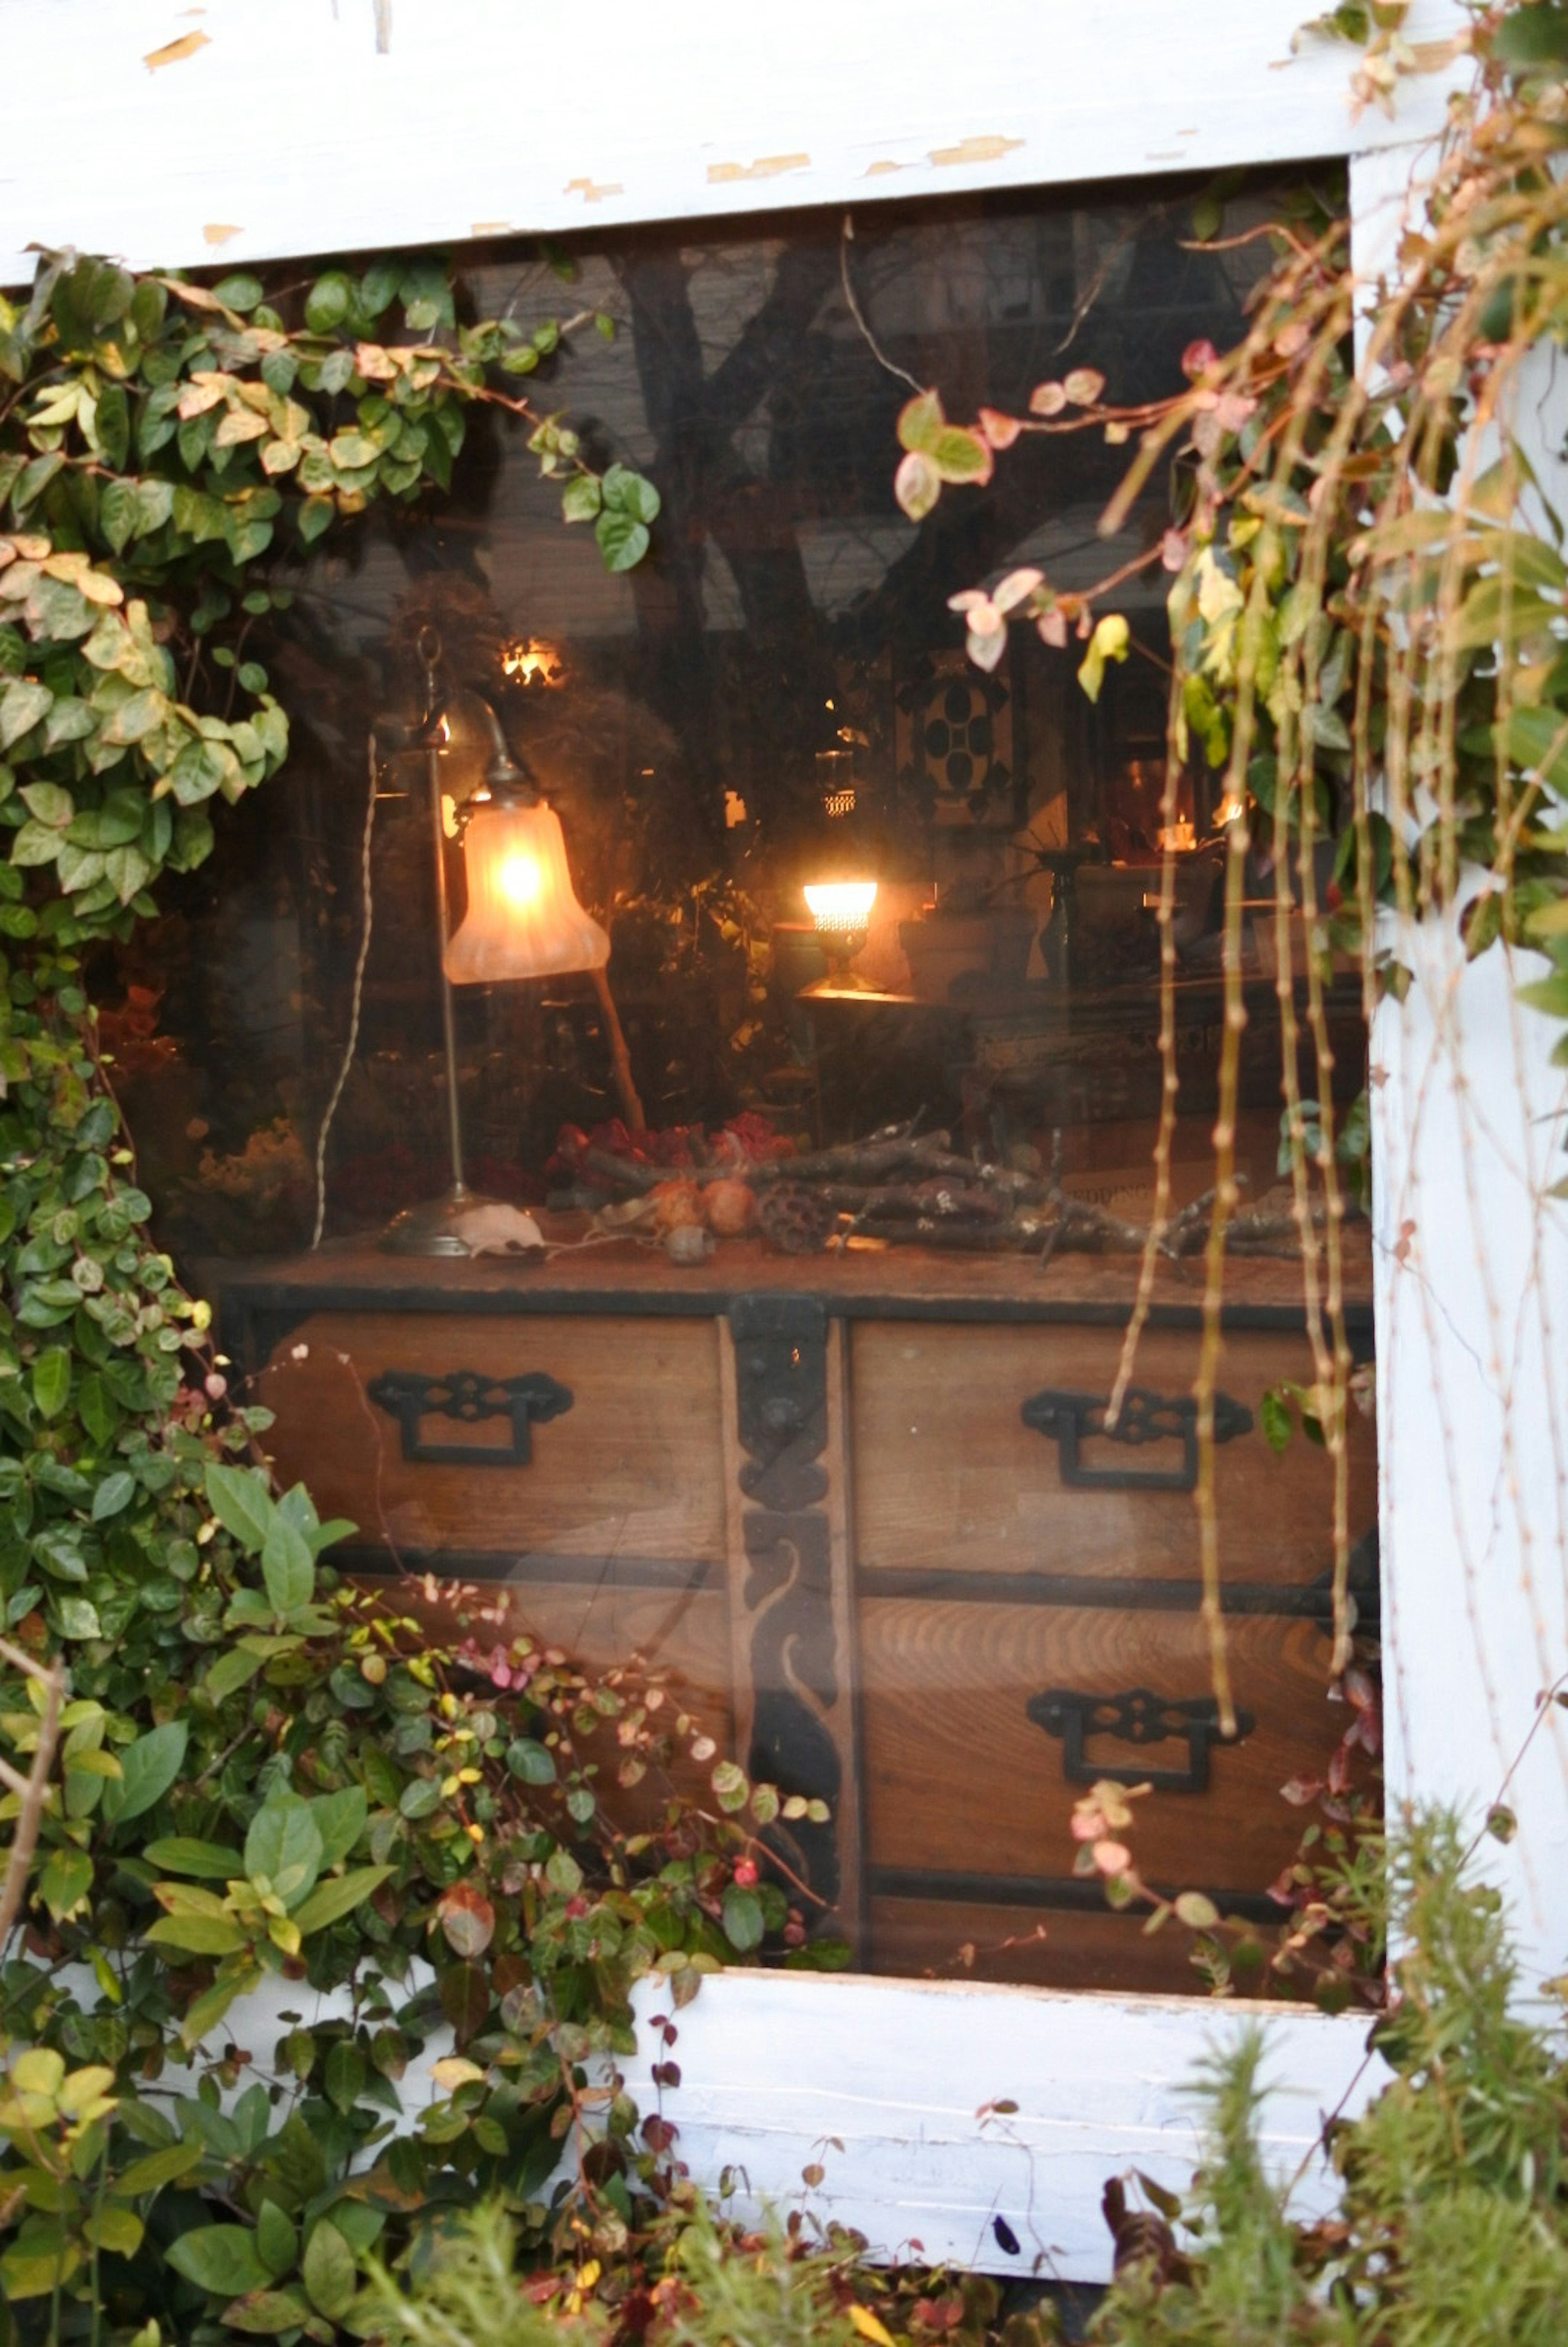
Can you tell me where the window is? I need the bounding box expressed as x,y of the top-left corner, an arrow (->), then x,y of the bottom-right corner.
120,174 -> 1375,2009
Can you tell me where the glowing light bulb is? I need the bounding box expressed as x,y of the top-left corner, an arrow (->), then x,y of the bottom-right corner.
498,852 -> 543,908
443,800 -> 609,983
804,879 -> 878,934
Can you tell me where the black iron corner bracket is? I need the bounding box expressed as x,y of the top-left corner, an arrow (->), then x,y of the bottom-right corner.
365,1367 -> 573,1466
1021,1383 -> 1253,1492
1027,1685 -> 1256,1795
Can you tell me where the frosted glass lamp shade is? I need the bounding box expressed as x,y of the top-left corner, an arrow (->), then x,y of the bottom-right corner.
804,878 -> 878,934
443,800 -> 610,983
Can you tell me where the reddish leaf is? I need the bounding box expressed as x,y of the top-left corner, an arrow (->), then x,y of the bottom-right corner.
437,1880 -> 495,1960
894,448 -> 942,521
978,406 -> 1023,449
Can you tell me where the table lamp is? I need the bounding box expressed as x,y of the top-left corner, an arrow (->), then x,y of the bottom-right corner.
380,632 -> 642,1256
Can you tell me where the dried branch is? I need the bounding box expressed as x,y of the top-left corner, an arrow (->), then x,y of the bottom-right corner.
0,1638 -> 65,1950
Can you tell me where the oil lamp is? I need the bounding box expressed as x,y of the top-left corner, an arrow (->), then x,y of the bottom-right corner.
802,748 -> 879,981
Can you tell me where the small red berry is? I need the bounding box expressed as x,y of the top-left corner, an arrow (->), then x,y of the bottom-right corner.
733,1858 -> 759,1888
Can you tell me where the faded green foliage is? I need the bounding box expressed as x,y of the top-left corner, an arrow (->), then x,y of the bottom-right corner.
1095,1812 -> 1568,2346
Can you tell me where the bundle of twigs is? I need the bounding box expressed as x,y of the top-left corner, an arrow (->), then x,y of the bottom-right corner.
560,1119 -> 1343,1263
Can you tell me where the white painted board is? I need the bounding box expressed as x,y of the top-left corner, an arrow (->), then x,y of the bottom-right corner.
1,0 -> 1459,288
624,1971 -> 1381,2278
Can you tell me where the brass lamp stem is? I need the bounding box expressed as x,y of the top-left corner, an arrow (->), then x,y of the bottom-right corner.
591,964 -> 646,1133
427,741 -> 470,1202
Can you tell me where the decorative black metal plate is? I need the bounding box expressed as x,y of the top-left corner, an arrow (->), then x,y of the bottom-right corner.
1020,1383 -> 1252,1491
1027,1685 -> 1256,1794
365,1367 -> 572,1466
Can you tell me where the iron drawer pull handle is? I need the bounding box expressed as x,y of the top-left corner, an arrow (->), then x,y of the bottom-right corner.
1020,1384 -> 1252,1492
1027,1685 -> 1256,1795
365,1368 -> 573,1466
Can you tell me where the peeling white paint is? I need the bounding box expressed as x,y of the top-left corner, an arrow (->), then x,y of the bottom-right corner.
0,0 -> 1461,284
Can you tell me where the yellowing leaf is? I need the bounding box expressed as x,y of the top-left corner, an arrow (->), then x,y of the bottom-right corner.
850,2307 -> 898,2347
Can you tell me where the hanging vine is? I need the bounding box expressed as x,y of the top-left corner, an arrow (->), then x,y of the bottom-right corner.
911,0 -> 1568,1714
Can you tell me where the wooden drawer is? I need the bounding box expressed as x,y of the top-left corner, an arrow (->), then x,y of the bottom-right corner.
851,1322 -> 1374,1589
403,1575 -> 734,1819
858,1599 -> 1339,1895
866,1894 -> 1222,1996
256,1312 -> 727,1566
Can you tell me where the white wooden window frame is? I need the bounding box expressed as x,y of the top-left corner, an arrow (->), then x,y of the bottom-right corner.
9,0 -> 1564,2282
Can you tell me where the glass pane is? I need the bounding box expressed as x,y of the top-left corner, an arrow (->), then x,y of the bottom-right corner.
117,174 -> 1379,2000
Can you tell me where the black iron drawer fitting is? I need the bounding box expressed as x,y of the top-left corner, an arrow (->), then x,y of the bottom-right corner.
1027,1685 -> 1256,1795
1021,1384 -> 1252,1491
365,1367 -> 573,1466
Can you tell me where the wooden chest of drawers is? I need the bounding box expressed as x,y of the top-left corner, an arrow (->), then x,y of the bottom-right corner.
217,1231 -> 1376,1995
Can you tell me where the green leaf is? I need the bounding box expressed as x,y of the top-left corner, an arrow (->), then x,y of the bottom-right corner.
166,2224 -> 272,2300
144,1912 -> 250,1956
304,272 -> 354,335
0,682 -> 53,751
205,1643 -> 268,1703
221,2288 -> 315,2335
322,2042 -> 366,2120
143,1836 -> 245,1881
930,426 -> 993,486
290,1863 -> 392,1937
506,1738 -> 556,1784
205,1461 -> 273,1554
561,473 -> 602,524
214,272 -> 266,314
244,1795 -> 323,1907
298,497 -> 334,546
302,2218 -> 357,2319
1259,1388 -> 1293,1455
91,1470 -> 136,1520
1174,1891 -> 1221,1930
261,1509 -> 314,1617
601,463 -> 660,524
100,479 -> 140,555
595,509 -> 650,573
309,1785 -> 367,1870
1492,2 -> 1568,68
37,1845 -> 93,1921
722,1884 -> 764,1951
1077,613 -> 1131,704
103,1720 -> 188,1825
255,2198 -> 298,2280
31,1345 -> 70,1419
896,389 -> 945,454
110,2138 -> 204,2198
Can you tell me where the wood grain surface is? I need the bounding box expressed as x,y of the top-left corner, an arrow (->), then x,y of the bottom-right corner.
866,1894 -> 1242,1996
214,1220 -> 1374,1323
851,1323 -> 1375,1585
858,1602 -> 1344,1891
257,1312 -> 727,1563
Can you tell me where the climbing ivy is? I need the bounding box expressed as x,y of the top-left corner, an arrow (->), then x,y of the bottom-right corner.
0,248 -> 836,2343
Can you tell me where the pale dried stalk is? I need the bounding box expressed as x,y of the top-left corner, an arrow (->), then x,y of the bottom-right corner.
0,1638 -> 65,1950
1105,666 -> 1187,1430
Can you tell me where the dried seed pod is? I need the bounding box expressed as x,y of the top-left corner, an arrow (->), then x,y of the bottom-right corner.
704,1176 -> 757,1236
664,1223 -> 716,1265
757,1181 -> 836,1255
648,1178 -> 704,1232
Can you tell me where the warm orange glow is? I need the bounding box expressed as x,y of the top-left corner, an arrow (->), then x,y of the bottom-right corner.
499,638 -> 566,687
1215,792 -> 1246,827
497,850 -> 544,908
444,801 -> 609,983
804,879 -> 878,934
